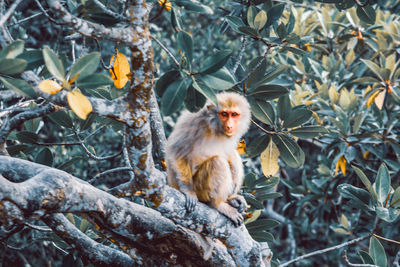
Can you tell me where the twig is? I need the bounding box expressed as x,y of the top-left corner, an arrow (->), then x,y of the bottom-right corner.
88,167 -> 134,184
354,0 -> 370,7
373,233 -> 400,245
394,249 -> 400,267
123,125 -> 135,181
0,0 -> 23,28
92,0 -> 128,21
251,119 -> 275,135
279,234 -> 371,267
232,35 -> 247,74
343,250 -> 378,266
24,222 -> 52,232
73,130 -> 121,161
151,35 -> 180,68
95,39 -> 117,70
33,0 -> 58,24
8,12 -> 42,27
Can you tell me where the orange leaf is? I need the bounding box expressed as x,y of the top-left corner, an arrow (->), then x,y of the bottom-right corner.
158,0 -> 172,11
39,79 -> 63,95
67,89 -> 92,120
109,51 -> 130,89
335,156 -> 346,176
237,139 -> 246,155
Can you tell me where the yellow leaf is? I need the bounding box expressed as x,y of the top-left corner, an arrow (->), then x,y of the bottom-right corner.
109,51 -> 130,89
366,89 -> 381,108
374,89 -> 386,110
67,89 -> 92,120
335,155 -> 346,176
39,79 -> 63,95
340,214 -> 349,229
363,150 -> 370,159
260,139 -> 280,177
237,139 -> 246,155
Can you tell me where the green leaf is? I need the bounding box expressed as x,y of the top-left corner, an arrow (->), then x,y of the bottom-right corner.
192,78 -> 217,106
174,0 -> 213,14
43,47 -> 65,82
244,193 -> 264,209
0,77 -> 36,98
225,15 -> 245,33
289,126 -> 328,138
69,52 -> 100,81
255,192 -> 282,201
56,157 -> 81,171
17,49 -> 44,70
184,84 -> 207,112
246,57 -> 267,89
249,98 -> 275,125
6,144 -> 29,156
177,31 -> 193,63
249,230 -> 274,242
337,184 -> 370,210
171,9 -> 182,31
373,164 -> 390,206
0,39 -> 24,59
200,67 -> 235,90
361,59 -> 383,81
273,133 -> 305,168
352,165 -> 378,205
357,5 -> 376,24
161,78 -> 190,115
246,135 -> 270,158
277,94 -> 290,122
246,219 -> 279,231
266,4 -> 285,27
391,186 -> 400,208
257,176 -> 280,192
358,251 -> 375,265
155,70 -> 181,97
48,110 -> 73,128
258,65 -> 289,85
0,58 -> 27,75
35,147 -> 53,167
282,109 -> 312,128
238,26 -> 259,38
16,131 -> 39,144
200,50 -> 232,74
248,84 -> 289,100
247,5 -> 256,28
376,207 -> 400,223
369,237 -> 387,267
76,73 -> 113,89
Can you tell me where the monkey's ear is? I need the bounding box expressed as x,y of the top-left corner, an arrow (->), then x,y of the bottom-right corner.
207,104 -> 214,110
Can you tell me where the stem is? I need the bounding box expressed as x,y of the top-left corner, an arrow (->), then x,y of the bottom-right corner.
279,234 -> 371,267
373,234 -> 400,245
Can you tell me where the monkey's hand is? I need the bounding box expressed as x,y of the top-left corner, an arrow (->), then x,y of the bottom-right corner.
228,195 -> 247,214
183,191 -> 198,212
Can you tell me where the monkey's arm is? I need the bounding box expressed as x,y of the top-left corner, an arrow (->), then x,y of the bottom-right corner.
171,158 -> 199,212
228,151 -> 247,213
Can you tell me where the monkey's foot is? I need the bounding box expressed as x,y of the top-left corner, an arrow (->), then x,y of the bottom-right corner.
228,195 -> 247,214
184,192 -> 198,212
217,202 -> 244,227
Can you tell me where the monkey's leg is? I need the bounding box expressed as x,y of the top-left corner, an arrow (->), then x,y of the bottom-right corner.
228,195 -> 247,213
200,156 -> 244,226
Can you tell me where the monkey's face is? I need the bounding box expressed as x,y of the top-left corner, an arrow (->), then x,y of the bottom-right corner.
218,108 -> 241,137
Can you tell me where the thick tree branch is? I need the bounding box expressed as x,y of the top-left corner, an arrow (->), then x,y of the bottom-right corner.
0,156 -> 236,265
42,214 -> 136,266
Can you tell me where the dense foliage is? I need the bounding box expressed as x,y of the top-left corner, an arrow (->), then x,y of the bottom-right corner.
0,0 -> 399,266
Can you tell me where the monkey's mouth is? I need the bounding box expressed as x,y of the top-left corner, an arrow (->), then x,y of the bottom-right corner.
224,132 -> 234,137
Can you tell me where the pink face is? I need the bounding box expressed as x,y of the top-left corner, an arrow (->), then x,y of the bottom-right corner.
218,108 -> 241,137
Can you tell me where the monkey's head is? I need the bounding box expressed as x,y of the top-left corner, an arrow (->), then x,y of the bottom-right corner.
206,92 -> 251,139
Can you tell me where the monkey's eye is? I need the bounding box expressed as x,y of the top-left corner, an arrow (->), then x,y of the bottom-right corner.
220,111 -> 229,117
232,112 -> 239,117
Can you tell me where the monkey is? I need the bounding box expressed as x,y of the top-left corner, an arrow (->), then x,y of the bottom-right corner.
166,92 -> 251,226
